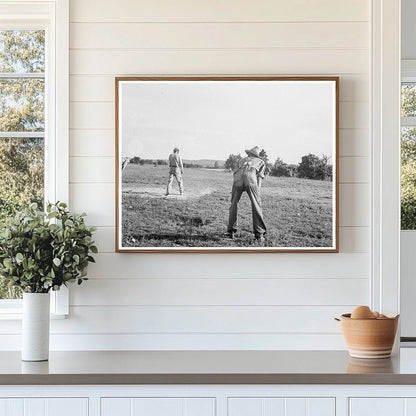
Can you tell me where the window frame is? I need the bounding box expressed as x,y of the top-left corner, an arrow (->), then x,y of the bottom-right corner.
0,0 -> 69,317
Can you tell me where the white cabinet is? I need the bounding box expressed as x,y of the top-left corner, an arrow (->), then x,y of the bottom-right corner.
101,397 -> 215,416
228,398 -> 335,416
0,398 -> 88,416
350,398 -> 416,416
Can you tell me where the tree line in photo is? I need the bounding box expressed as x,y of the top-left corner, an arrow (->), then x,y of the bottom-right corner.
129,150 -> 333,181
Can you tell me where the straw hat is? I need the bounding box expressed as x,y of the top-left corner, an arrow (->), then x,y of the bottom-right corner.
245,146 -> 261,158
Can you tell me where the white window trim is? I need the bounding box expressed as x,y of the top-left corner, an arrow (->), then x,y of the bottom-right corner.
0,0 -> 69,317
371,0 -> 402,353
371,0 -> 401,325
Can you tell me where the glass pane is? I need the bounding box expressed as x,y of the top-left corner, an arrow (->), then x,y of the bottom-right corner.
401,127 -> 416,230
0,78 -> 44,132
0,30 -> 45,73
401,83 -> 416,117
0,137 -> 44,299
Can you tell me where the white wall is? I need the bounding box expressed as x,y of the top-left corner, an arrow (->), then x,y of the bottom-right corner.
15,0 -> 373,350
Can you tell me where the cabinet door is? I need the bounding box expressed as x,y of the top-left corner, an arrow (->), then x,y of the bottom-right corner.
228,398 -> 335,416
101,398 -> 215,416
350,398 -> 416,416
0,398 -> 88,416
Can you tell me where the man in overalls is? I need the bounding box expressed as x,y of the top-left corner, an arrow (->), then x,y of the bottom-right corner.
166,147 -> 184,196
227,146 -> 267,242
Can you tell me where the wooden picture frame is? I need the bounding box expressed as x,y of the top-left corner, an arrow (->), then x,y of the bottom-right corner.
115,76 -> 339,253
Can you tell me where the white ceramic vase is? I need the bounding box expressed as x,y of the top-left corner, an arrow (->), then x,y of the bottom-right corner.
22,292 -> 50,361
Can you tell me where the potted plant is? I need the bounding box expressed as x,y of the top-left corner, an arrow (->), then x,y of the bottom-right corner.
0,202 -> 97,361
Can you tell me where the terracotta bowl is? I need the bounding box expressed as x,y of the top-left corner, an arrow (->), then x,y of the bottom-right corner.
337,313 -> 399,359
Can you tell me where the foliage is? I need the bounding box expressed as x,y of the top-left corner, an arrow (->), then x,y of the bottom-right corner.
271,157 -> 291,177
0,138 -> 44,222
401,127 -> 416,229
401,160 -> 416,230
259,149 -> 273,176
0,202 -> 97,294
0,30 -> 44,73
402,84 -> 416,117
401,127 -> 416,165
297,153 -> 332,180
0,31 -> 45,132
224,154 -> 242,171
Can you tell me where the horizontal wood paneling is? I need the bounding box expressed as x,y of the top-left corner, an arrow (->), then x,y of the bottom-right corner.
91,226 -> 368,254
0,306 -> 355,335
339,102 -> 369,129
70,49 -> 368,76
0,333 -> 347,351
69,130 -> 115,157
70,278 -> 368,306
56,0 -> 373,351
86,253 -> 369,279
70,22 -> 368,49
339,157 -> 369,183
70,157 -> 114,183
70,103 -> 113,129
69,75 -> 369,103
339,184 -> 369,227
69,183 -> 114,226
51,305 -> 355,334
69,0 -> 369,23
339,227 -> 369,252
339,129 -> 369,157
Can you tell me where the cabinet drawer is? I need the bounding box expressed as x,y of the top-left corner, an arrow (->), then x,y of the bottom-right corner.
228,397 -> 335,416
0,398 -> 88,416
350,398 -> 416,416
101,397 -> 215,416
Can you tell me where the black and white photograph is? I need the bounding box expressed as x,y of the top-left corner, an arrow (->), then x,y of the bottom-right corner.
116,77 -> 338,252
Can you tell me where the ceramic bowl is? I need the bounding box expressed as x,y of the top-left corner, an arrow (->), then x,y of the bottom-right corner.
337,313 -> 399,359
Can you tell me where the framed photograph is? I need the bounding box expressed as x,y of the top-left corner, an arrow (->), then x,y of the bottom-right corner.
115,76 -> 339,253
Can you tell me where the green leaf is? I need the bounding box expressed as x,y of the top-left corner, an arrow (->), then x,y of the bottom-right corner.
90,245 -> 98,254
52,258 -> 61,266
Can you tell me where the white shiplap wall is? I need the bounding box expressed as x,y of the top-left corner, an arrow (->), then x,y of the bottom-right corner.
47,0 -> 370,350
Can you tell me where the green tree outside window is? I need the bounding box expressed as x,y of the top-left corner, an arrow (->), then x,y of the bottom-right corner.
0,30 -> 45,299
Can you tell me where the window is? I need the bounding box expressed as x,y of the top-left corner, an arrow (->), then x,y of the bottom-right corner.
0,30 -> 45,300
0,0 -> 69,314
401,75 -> 416,229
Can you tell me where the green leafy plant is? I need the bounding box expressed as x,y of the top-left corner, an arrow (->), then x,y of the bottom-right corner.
0,202 -> 97,293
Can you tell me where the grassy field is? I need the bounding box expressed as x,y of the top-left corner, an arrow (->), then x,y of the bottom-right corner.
122,164 -> 333,248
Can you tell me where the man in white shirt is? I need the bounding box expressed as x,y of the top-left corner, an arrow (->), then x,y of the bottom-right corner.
165,147 -> 184,196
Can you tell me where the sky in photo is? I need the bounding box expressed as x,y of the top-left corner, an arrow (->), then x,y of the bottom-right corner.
120,80 -> 336,165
